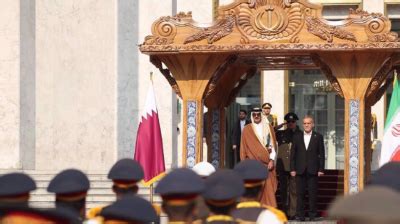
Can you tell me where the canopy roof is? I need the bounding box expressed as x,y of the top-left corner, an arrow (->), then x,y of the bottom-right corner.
139,1 -> 400,194
140,0 -> 400,70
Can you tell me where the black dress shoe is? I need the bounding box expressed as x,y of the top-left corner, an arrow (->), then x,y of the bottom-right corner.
309,217 -> 320,221
295,216 -> 305,221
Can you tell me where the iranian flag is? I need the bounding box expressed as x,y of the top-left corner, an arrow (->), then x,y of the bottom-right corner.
379,75 -> 400,166
134,80 -> 165,186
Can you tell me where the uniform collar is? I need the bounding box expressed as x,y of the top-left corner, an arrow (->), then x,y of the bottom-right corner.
206,215 -> 234,222
236,201 -> 261,208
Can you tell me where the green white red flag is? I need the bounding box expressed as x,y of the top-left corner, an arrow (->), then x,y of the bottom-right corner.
380,75 -> 400,166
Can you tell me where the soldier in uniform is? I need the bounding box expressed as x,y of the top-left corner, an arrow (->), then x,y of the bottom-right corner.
203,169 -> 244,224
0,173 -> 36,207
262,103 -> 277,127
275,112 -> 301,219
0,206 -> 81,224
87,158 -> 154,220
47,169 -> 90,221
192,162 -> 216,221
99,195 -> 158,224
368,161 -> 400,192
232,159 -> 287,223
107,158 -> 144,199
155,168 -> 205,224
329,186 -> 400,224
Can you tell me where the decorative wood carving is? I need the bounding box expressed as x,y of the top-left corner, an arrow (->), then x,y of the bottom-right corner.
141,42 -> 400,53
144,12 -> 193,45
311,54 -> 344,97
348,9 -> 398,42
236,0 -> 304,43
150,56 -> 182,98
365,57 -> 394,100
203,55 -> 238,99
141,0 -> 399,53
184,15 -> 236,44
305,16 -> 357,43
367,74 -> 394,106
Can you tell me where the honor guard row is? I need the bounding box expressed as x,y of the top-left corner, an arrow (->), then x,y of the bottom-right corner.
2,160 -> 399,223
154,160 -> 287,224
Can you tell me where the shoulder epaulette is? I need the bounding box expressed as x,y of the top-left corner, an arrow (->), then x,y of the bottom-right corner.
87,206 -> 104,219
264,206 -> 288,222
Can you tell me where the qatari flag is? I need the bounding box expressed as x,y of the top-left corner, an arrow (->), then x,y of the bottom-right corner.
134,80 -> 165,186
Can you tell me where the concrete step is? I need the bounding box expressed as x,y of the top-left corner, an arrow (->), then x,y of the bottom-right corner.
0,170 -> 158,209
31,187 -> 151,198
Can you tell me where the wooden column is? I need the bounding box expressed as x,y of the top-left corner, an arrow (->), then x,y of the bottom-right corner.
157,54 -> 231,168
204,64 -> 255,168
364,106 -> 372,181
318,52 -> 393,194
205,108 -> 226,168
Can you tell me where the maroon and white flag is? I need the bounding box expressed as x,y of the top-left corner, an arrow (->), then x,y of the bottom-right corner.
134,80 -> 165,186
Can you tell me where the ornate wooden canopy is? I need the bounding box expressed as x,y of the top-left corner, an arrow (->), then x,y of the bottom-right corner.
141,0 -> 399,52
140,0 -> 400,194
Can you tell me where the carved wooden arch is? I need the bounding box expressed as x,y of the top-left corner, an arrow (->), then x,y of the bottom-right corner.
365,57 -> 394,104
203,55 -> 238,99
150,55 -> 182,98
366,55 -> 400,106
311,54 -> 344,98
141,0 -> 399,54
225,67 -> 258,107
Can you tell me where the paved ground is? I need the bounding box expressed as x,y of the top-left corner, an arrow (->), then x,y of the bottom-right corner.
159,217 -> 338,223
288,219 -> 338,224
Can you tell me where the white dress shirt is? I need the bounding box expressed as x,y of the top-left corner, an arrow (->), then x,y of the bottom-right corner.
240,119 -> 246,132
254,122 -> 276,160
304,131 -> 312,150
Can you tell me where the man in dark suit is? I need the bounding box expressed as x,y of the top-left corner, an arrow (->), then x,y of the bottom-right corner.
290,116 -> 325,221
232,109 -> 250,166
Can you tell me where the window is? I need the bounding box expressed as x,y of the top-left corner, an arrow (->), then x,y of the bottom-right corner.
289,70 -> 345,169
309,0 -> 361,20
386,3 -> 400,34
322,4 -> 360,20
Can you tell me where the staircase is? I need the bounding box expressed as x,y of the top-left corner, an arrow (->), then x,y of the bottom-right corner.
276,169 -> 344,217
0,170 -> 160,210
317,170 -> 344,215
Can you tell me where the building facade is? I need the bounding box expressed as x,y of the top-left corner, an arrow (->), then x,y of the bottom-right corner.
0,0 -> 398,173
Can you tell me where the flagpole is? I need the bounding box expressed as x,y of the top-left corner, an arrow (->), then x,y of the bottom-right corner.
150,183 -> 154,204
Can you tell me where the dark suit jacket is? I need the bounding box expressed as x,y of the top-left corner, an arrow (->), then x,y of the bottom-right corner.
232,119 -> 251,146
290,131 -> 325,175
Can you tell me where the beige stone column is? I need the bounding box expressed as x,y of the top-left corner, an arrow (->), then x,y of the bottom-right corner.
0,0 -> 21,169
177,0 -> 215,23
262,70 -> 288,125
35,0 -> 118,171
363,0 -> 384,15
